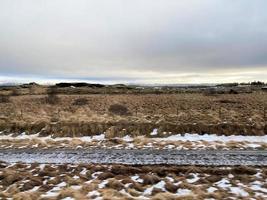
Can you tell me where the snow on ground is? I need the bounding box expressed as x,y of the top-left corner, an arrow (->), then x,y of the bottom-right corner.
150,129 -> 158,136
0,132 -> 106,142
229,187 -> 249,197
0,132 -> 266,150
176,189 -> 191,196
154,133 -> 267,143
0,163 -> 266,199
216,178 -> 232,188
2,131 -> 267,143
131,175 -> 143,183
187,173 -> 199,183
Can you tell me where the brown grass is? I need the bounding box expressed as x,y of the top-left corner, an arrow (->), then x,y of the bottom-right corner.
1,163 -> 266,199
98,172 -> 115,180
0,94 -> 10,103
142,174 -> 161,185
13,192 -> 40,200
72,97 -> 89,106
0,92 -> 266,136
57,188 -> 87,200
151,192 -> 178,200
105,178 -> 124,190
165,182 -> 178,193
108,104 -> 130,116
231,166 -> 258,175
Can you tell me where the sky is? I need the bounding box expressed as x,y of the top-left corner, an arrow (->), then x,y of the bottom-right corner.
0,0 -> 267,84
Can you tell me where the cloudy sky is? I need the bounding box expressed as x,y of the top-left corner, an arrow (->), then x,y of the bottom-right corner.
0,0 -> 267,84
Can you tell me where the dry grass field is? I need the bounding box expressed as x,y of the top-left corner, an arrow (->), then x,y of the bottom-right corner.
0,91 -> 267,136
0,89 -> 266,200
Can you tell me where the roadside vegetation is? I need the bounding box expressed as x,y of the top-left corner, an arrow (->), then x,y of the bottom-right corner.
0,91 -> 266,136
0,163 -> 266,200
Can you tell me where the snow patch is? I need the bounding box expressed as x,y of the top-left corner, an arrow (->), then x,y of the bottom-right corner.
229,187 -> 249,197
150,129 -> 158,136
207,187 -> 217,193
131,175 -> 143,183
216,178 -> 231,188
177,189 -> 191,196
154,133 -> 267,143
187,173 -> 199,183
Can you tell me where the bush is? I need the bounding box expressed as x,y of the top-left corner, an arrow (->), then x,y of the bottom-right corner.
203,89 -> 218,96
11,88 -> 20,96
0,95 -> 10,103
108,104 -> 130,115
45,87 -> 59,104
72,98 -> 88,106
217,99 -> 240,104
251,81 -> 265,86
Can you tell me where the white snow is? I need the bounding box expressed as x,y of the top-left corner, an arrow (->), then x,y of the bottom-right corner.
207,187 -> 217,193
39,164 -> 46,171
127,143 -> 134,148
98,180 -> 108,189
131,175 -> 143,183
187,173 -> 199,183
0,133 -> 105,143
215,178 -> 231,188
143,187 -> 154,196
73,175 -> 79,179
29,186 -> 40,192
56,182 -> 67,188
154,180 -> 166,190
80,168 -> 87,175
229,187 -> 249,197
1,132 -> 266,144
92,172 -> 102,179
246,143 -> 261,148
150,129 -> 158,136
1,132 -> 266,150
122,135 -> 133,142
154,133 -> 267,143
143,181 -> 166,196
87,190 -> 102,200
250,181 -> 267,193
70,185 -> 82,190
166,177 -> 174,182
40,191 -> 59,198
228,174 -> 234,179
61,197 -> 75,200
177,189 -> 191,196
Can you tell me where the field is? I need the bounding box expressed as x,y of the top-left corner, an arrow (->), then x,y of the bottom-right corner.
0,91 -> 267,137
0,86 -> 267,199
0,163 -> 267,200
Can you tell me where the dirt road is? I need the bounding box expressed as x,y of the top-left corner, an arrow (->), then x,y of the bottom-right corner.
0,149 -> 266,166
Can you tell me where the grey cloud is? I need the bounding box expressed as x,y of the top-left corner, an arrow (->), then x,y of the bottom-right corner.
0,0 -> 267,83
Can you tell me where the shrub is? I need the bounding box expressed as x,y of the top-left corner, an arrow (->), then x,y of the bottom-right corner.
217,99 -> 240,104
203,88 -> 218,96
251,81 -> 265,86
72,98 -> 88,106
11,88 -> 20,96
45,87 -> 59,104
108,104 -> 130,115
0,95 -> 10,103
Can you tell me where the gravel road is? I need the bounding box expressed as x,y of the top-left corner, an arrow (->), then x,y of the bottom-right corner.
0,149 -> 266,166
